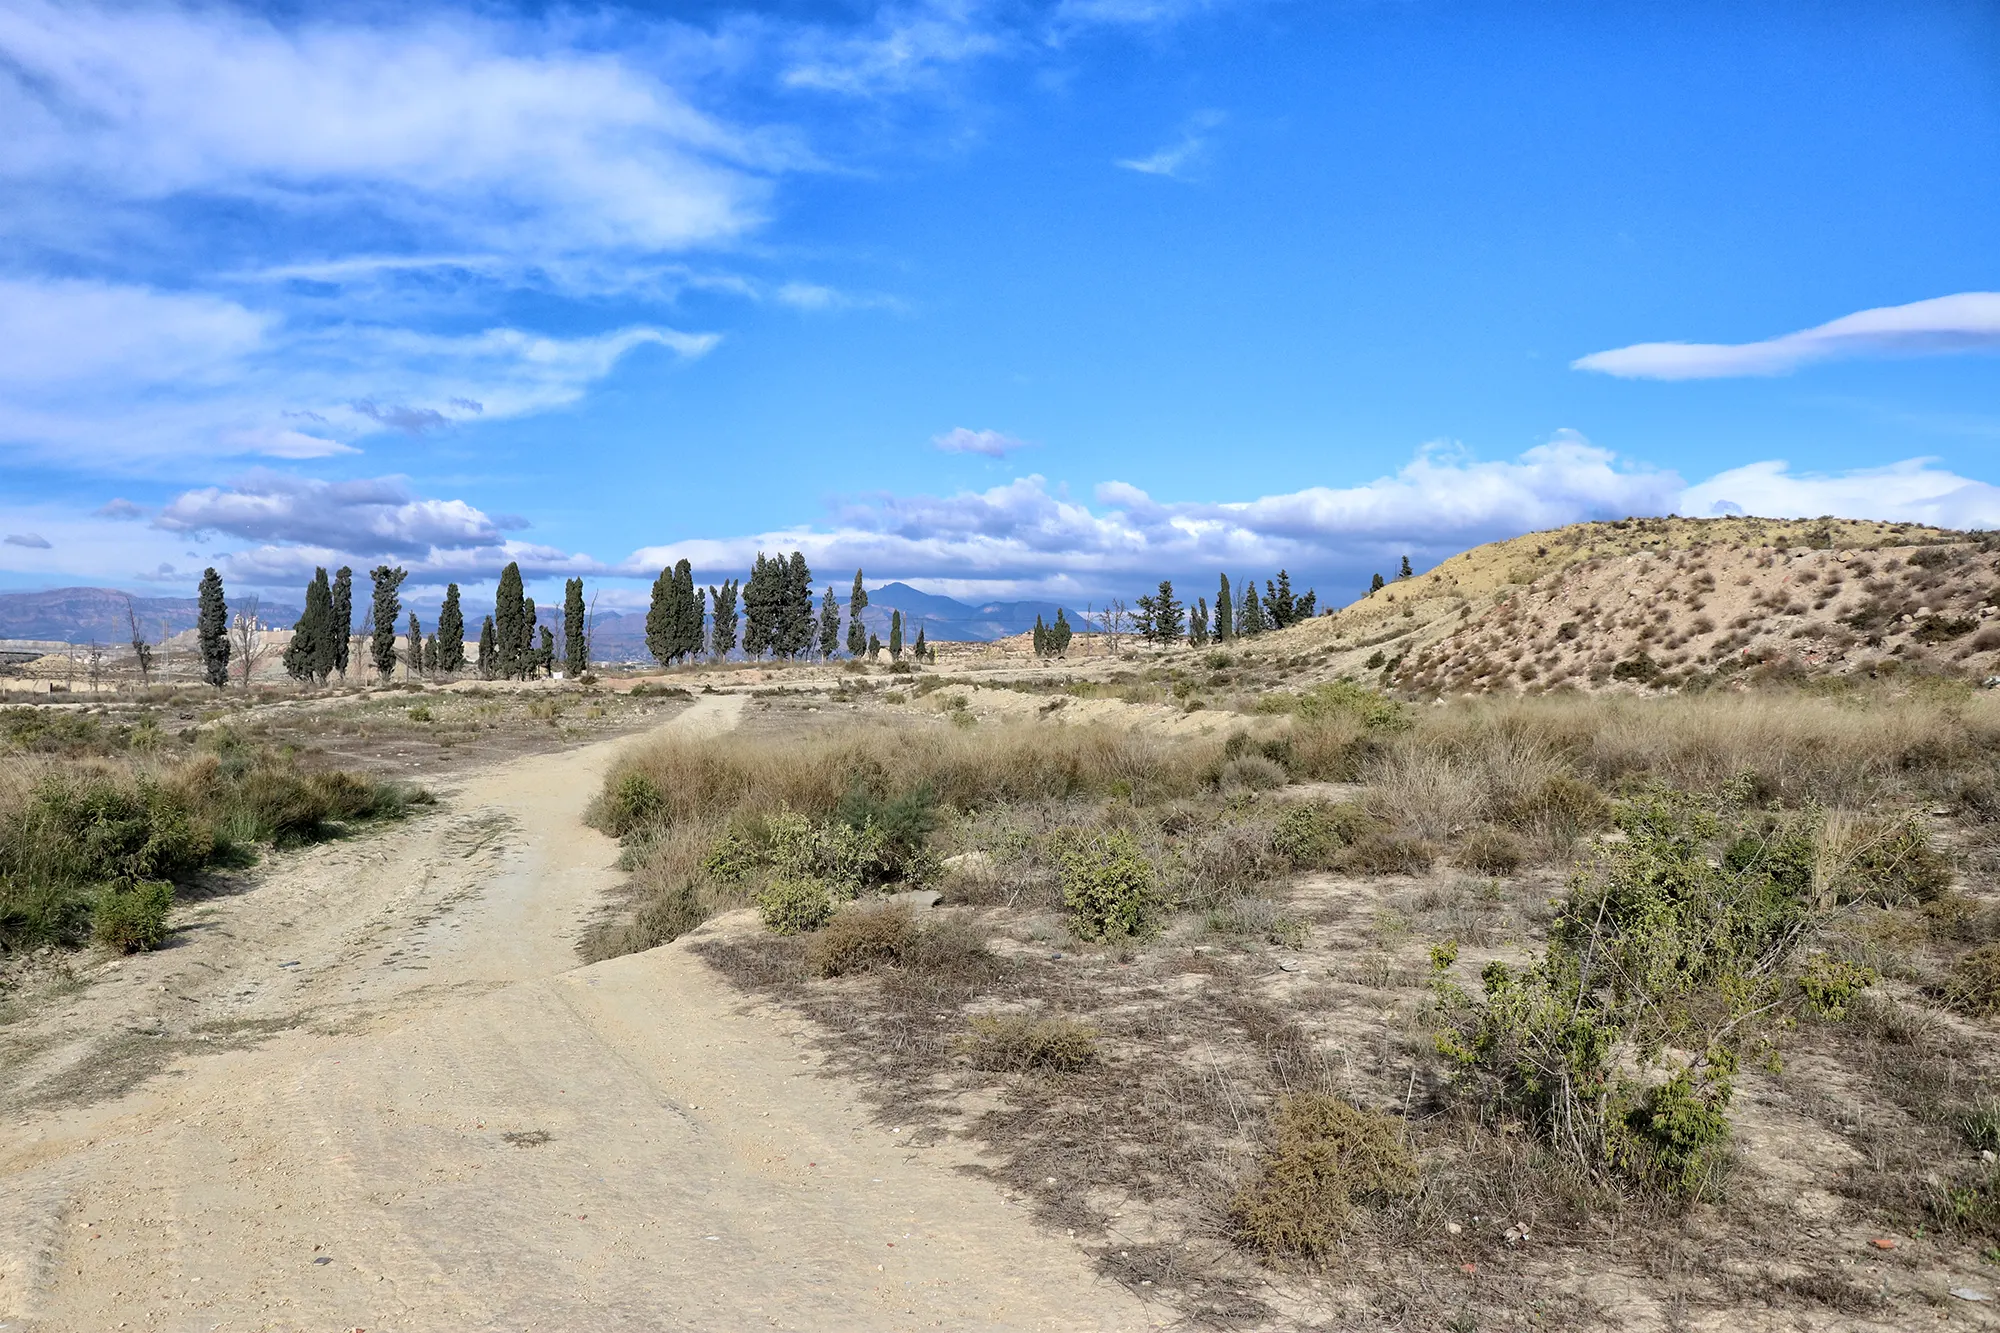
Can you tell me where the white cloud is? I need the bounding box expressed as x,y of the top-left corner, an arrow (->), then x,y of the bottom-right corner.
782,1 -> 1008,96
933,426 -> 1031,457
1680,458 -> 2000,529
155,471 -> 519,554
0,278 -> 715,465
0,1 -> 780,261
1117,110 -> 1224,180
1574,292 -> 2000,380
95,499 -> 145,520
5,533 -> 52,549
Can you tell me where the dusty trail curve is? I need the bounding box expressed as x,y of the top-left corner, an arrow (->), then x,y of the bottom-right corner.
1,694 -> 1152,1331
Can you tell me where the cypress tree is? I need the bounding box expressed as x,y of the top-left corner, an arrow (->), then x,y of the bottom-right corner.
672,560 -> 701,662
1190,597 -> 1209,647
742,554 -> 772,659
867,631 -> 881,660
818,586 -> 840,660
330,566 -> 353,679
423,633 -> 438,675
783,552 -> 813,658
1265,571 -> 1296,629
1033,613 -> 1048,658
370,566 -> 406,679
495,562 -> 526,678
522,597 -> 538,679
564,577 -> 587,677
478,615 -> 497,678
888,609 -> 903,661
912,625 -> 926,662
1216,573 -> 1234,641
406,612 -> 422,680
846,570 -> 868,657
1399,555 -> 1414,579
1133,592 -> 1156,644
646,564 -> 674,667
1153,580 -> 1184,645
708,580 -> 739,658
539,626 -> 556,676
284,567 -> 330,683
1052,608 -> 1073,657
438,583 -> 466,674
1298,590 -> 1317,618
198,567 -> 230,688
1369,572 -> 1385,593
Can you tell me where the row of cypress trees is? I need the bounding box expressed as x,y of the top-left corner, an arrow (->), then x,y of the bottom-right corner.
644,554 -> 919,666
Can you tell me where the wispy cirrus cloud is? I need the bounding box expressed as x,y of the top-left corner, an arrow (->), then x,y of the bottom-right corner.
1574,292 -> 2000,380
1116,110 -> 1225,180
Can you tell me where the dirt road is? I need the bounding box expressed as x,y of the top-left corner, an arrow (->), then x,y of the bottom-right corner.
0,695 -> 1153,1331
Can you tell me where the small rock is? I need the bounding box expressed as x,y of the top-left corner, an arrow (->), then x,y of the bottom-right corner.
1952,1289 -> 1994,1302
886,889 -> 942,910
313,1256 -> 331,1266
1278,960 -> 1302,973
1869,1237 -> 1897,1250
942,850 -> 994,873
1446,1222 -> 1462,1235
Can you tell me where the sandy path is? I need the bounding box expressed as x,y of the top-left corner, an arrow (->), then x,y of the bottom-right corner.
0,695 -> 1152,1331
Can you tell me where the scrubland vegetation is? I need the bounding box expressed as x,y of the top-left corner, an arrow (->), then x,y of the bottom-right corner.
0,704 -> 428,957
595,676 -> 2000,1325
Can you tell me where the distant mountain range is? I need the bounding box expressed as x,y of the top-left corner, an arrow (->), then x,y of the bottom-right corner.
1,581 -> 1082,653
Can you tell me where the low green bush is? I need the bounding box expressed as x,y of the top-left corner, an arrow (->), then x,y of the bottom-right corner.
1060,830 -> 1157,941
757,875 -> 835,935
91,880 -> 174,953
1271,801 -> 1373,869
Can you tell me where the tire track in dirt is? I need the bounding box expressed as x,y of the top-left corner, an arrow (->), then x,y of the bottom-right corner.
1,692 -> 1152,1330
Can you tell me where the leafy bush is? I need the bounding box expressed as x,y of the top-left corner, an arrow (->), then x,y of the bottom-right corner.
91,880 -> 174,953
1059,830 -> 1157,941
960,1014 -> 1098,1071
1232,1093 -> 1416,1262
601,772 -> 666,836
756,875 -> 835,935
1271,801 -> 1373,869
1206,896 -> 1308,949
1336,831 -> 1435,875
1433,792 -> 1851,1200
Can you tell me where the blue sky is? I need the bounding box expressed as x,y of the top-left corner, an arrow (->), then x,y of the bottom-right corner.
2,0 -> 1998,614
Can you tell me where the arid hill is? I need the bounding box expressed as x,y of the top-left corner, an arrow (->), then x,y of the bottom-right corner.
1282,515 -> 2000,694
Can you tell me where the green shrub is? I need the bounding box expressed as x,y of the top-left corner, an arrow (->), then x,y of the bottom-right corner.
1271,801 -> 1372,869
1232,1093 -> 1417,1262
757,875 -> 835,935
1846,814 -> 1953,903
603,772 -> 666,837
1614,1066 -> 1732,1200
960,1014 -> 1098,1071
92,880 -> 174,953
1060,830 -> 1157,941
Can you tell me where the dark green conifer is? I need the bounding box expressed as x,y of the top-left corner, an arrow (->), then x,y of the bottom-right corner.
1153,580 -> 1183,644
522,597 -> 538,679
330,566 -> 353,679
564,577 -> 587,678
888,609 -> 903,661
1052,608 -> 1073,657
818,587 -> 840,660
478,615 -> 497,678
1298,590 -> 1317,618
646,564 -> 674,667
370,566 -> 406,680
1240,583 -> 1266,635
406,612 -> 422,680
846,570 -> 868,657
284,567 -> 333,683
1265,571 -> 1296,628
538,626 -> 555,676
198,567 -> 230,688
1190,597 -> 1209,647
784,552 -> 813,658
1216,574 -> 1234,640
437,583 -> 466,674
866,631 -> 881,660
708,580 -> 739,658
1369,572 -> 1385,593
912,625 -> 926,662
742,554 -> 773,659
1399,555 -> 1413,579
495,562 -> 527,678
1033,614 -> 1048,657
423,633 -> 438,675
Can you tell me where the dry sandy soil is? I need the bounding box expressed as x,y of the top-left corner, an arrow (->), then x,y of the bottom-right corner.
0,692 -> 1155,1332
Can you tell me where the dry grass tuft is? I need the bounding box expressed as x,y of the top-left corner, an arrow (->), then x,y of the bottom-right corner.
960,1013 -> 1099,1072
1232,1093 -> 1417,1264
805,903 -> 916,977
